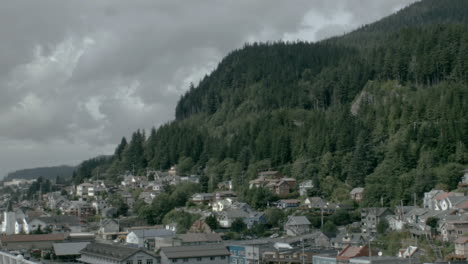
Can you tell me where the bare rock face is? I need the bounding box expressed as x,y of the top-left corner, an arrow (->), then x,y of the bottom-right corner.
350,91 -> 374,116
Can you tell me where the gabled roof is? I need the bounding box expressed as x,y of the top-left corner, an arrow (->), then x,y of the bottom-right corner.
286,216 -> 311,226
337,245 -> 375,260
177,233 -> 222,243
53,242 -> 90,256
455,237 -> 468,244
80,242 -> 156,261
161,244 -> 229,258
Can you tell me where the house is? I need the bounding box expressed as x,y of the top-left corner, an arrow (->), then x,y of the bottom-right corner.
336,245 -> 377,264
159,244 -> 230,264
0,233 -> 68,250
439,196 -> 468,211
360,208 -> 392,234
304,197 -> 326,209
434,192 -> 464,211
454,237 -> 468,258
273,178 -> 297,196
214,191 -> 237,201
440,217 -> 468,242
126,228 -> 175,249
139,191 -> 157,204
76,183 -> 95,197
78,242 -> 159,264
249,176 -> 296,197
217,209 -> 266,229
91,199 -> 109,214
350,188 -> 364,202
29,215 -> 82,233
63,201 -> 95,218
217,180 -> 233,191
284,216 -> 311,236
458,169 -> 468,188
98,219 -> 122,240
53,242 -> 90,262
299,180 -> 314,196
423,190 -> 445,210
277,199 -> 301,209
101,207 -> 118,218
121,191 -> 136,207
212,198 -> 235,212
191,193 -> 214,204
331,232 -> 366,249
99,218 -> 120,234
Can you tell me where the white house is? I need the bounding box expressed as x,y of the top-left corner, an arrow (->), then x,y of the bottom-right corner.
299,180 -> 314,196
76,183 -> 95,197
212,198 -> 235,212
126,228 -> 175,248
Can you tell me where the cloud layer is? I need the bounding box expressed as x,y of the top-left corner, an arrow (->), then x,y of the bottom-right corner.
0,0 -> 417,178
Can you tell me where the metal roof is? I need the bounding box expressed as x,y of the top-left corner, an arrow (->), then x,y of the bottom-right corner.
53,242 -> 90,256
161,244 -> 230,258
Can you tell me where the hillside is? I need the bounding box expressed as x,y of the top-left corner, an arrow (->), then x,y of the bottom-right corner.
73,0 -> 468,207
4,165 -> 75,182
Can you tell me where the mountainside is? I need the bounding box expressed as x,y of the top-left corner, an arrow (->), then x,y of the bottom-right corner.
73,0 -> 468,207
4,165 -> 75,182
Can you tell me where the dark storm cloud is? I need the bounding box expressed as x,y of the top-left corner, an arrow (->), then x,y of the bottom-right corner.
0,0 -> 417,178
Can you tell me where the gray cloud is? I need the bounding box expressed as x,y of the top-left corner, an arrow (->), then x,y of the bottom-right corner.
0,0 -> 417,178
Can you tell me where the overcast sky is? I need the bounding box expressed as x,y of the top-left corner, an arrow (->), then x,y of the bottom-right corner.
0,0 -> 418,179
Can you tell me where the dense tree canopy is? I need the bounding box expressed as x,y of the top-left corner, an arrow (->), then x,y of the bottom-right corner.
73,0 -> 468,207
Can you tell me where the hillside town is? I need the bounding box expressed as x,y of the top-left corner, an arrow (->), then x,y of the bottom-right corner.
1,168 -> 468,264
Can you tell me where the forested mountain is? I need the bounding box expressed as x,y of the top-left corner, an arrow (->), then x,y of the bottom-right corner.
4,165 -> 75,182
74,0 -> 468,207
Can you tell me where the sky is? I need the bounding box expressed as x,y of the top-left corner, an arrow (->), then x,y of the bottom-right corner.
0,0 -> 419,179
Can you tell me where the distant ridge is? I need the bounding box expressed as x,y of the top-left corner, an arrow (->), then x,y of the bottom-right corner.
3,165 -> 75,182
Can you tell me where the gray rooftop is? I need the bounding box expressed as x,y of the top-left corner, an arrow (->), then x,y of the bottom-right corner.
286,216 -> 311,226
80,242 -> 156,261
161,244 -> 230,259
53,242 -> 90,256
130,228 -> 175,238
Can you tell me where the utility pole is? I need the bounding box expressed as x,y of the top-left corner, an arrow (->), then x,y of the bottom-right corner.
302,238 -> 305,264
321,202 -> 324,229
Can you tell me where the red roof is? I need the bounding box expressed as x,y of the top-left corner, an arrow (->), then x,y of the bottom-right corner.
337,245 -> 377,260
435,192 -> 461,201
455,237 -> 468,244
0,233 -> 67,243
456,201 -> 468,210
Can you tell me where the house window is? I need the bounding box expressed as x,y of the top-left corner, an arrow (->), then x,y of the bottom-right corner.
210,257 -> 215,260
147,260 -> 153,264
127,261 -> 133,264
458,230 -> 463,235
221,256 -> 226,260
138,260 -> 142,264
197,257 -> 202,261
183,258 -> 188,262
172,259 -> 178,263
